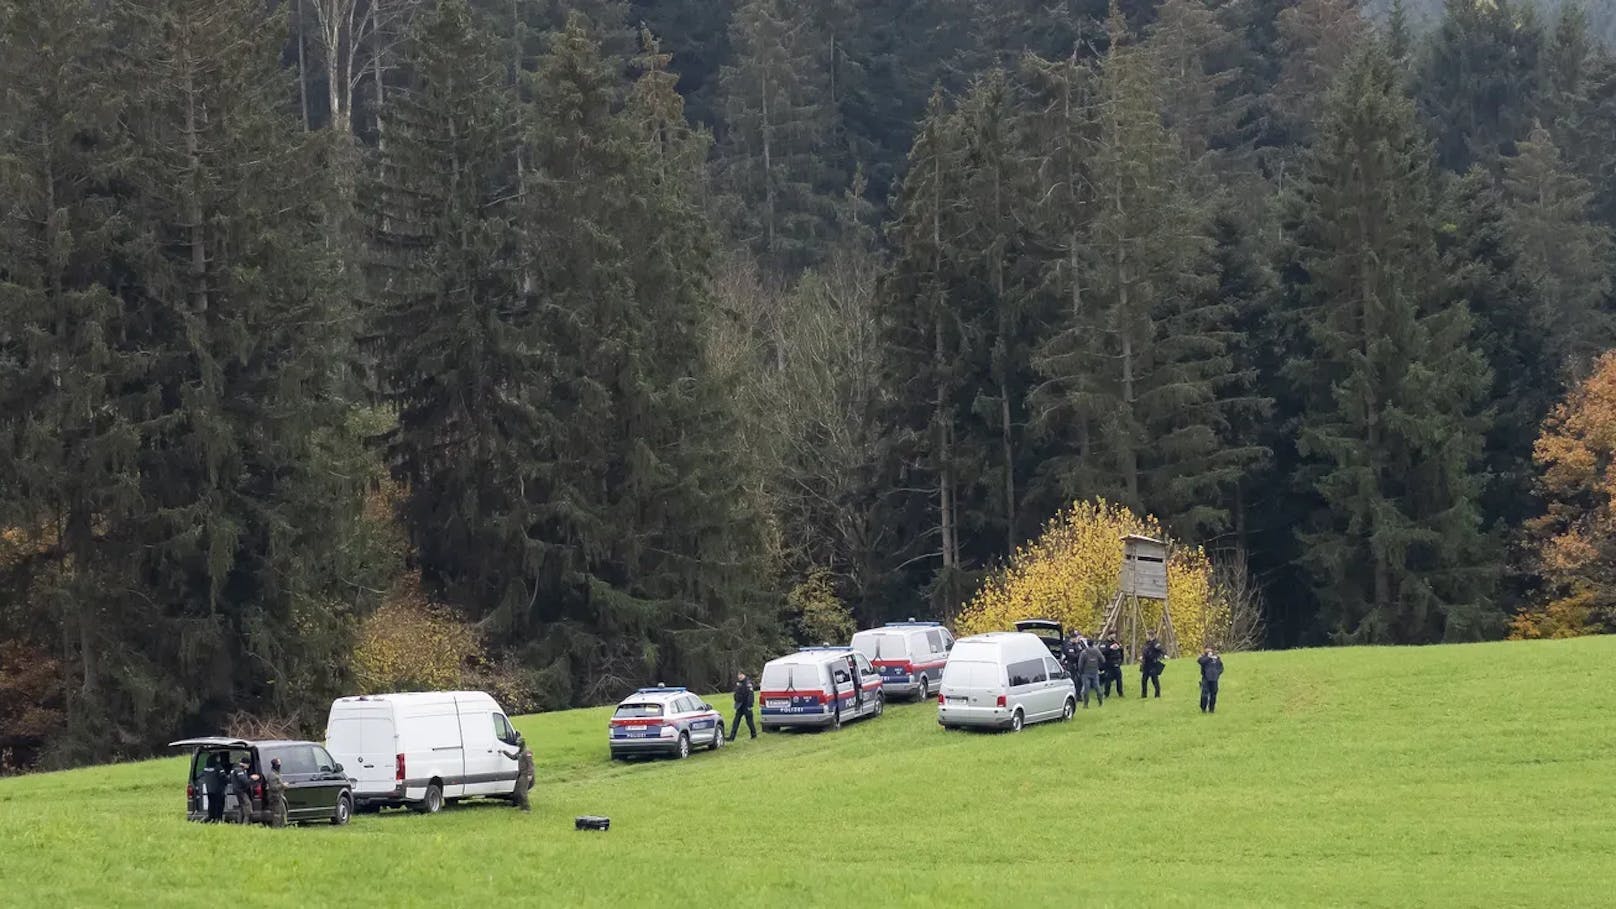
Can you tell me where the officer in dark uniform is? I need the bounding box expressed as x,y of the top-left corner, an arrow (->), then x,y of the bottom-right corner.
264,757 -> 288,828
229,758 -> 256,824
728,672 -> 756,741
1061,631 -> 1082,673
1140,635 -> 1165,698
1198,648 -> 1224,713
501,734 -> 534,811
197,752 -> 228,822
1102,636 -> 1125,697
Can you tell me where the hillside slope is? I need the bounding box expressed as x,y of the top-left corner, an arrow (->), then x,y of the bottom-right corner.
2,638 -> 1614,907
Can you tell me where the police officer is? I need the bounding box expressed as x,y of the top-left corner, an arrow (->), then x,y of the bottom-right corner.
1061,631 -> 1082,673
1102,636 -> 1125,698
229,758 -> 256,825
501,734 -> 534,811
200,752 -> 230,822
1198,647 -> 1224,714
1076,639 -> 1106,708
728,671 -> 757,741
1140,635 -> 1165,698
264,757 -> 288,828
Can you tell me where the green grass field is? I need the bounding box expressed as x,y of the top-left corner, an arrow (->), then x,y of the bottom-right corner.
2,638 -> 1614,908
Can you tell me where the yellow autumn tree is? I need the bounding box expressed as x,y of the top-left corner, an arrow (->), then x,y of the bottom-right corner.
352,574 -> 484,693
1516,351 -> 1616,639
956,500 -> 1232,653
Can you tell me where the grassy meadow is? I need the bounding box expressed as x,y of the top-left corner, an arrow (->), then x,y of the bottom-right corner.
2,637 -> 1614,907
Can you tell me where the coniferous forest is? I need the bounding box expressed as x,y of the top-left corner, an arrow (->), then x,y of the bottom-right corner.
3,0 -> 1615,768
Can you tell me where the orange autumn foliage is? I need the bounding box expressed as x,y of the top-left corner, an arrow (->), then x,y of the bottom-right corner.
1517,350 -> 1616,639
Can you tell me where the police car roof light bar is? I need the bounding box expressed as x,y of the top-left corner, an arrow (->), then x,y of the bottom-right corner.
635,686 -> 687,694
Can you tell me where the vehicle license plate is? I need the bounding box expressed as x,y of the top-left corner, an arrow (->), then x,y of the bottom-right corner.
766,699 -> 788,708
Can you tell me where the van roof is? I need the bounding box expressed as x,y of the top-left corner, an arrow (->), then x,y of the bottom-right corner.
333,690 -> 494,704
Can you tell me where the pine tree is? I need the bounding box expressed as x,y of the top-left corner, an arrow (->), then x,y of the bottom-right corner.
1419,0 -> 1546,173
1288,42 -> 1497,643
879,90 -> 973,615
1499,123 -> 1615,373
371,0 -> 537,645
716,0 -> 844,275
0,0 -> 134,742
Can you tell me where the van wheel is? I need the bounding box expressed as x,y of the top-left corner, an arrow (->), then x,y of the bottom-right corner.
917,678 -> 930,702
1010,709 -> 1024,733
1062,698 -> 1076,721
675,733 -> 691,759
331,793 -> 353,826
415,783 -> 443,814
709,725 -> 724,751
873,694 -> 885,717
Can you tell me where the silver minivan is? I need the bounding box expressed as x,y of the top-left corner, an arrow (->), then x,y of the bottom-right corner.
937,632 -> 1077,732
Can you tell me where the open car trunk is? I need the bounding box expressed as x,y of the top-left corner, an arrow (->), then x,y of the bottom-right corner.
1014,620 -> 1065,658
170,738 -> 262,823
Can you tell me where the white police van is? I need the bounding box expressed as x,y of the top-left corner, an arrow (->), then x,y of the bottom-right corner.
759,647 -> 884,730
850,620 -> 955,700
608,686 -> 726,760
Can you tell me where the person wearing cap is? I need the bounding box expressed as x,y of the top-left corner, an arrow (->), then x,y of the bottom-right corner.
500,734 -> 534,811
1140,635 -> 1165,698
1198,647 -> 1224,714
1102,636 -> 1125,698
728,671 -> 756,741
264,757 -> 288,828
228,757 -> 256,824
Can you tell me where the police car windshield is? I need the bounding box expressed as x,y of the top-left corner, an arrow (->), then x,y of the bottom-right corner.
613,703 -> 663,718
851,631 -> 907,659
761,662 -> 823,690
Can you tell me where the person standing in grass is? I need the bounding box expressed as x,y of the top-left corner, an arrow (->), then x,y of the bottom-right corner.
229,758 -> 256,824
1198,648 -> 1224,714
1077,639 -> 1106,707
265,758 -> 288,828
729,671 -> 757,741
501,735 -> 534,812
1102,636 -> 1125,698
1140,636 -> 1165,698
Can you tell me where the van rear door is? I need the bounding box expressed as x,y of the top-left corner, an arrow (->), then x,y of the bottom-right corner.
326,703 -> 396,797
941,660 -> 1004,707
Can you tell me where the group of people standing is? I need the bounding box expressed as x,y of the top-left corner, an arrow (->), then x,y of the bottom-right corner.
198,753 -> 288,827
1061,631 -> 1224,714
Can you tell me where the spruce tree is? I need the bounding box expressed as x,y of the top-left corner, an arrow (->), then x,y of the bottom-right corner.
716,0 -> 844,274
1288,42 -> 1497,643
1498,123 -> 1614,373
1419,0 -> 1546,173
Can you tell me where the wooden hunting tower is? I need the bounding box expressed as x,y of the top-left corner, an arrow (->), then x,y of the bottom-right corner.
1102,534 -> 1180,658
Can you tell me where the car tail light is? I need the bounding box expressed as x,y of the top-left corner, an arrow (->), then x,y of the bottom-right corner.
937,693 -> 945,705
187,784 -> 195,799
996,695 -> 1007,708
395,753 -> 406,784
255,781 -> 265,801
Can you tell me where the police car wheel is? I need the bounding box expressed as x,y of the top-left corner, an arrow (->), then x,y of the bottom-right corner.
709,725 -> 724,751
1061,698 -> 1076,721
1009,709 -> 1024,733
676,733 -> 691,759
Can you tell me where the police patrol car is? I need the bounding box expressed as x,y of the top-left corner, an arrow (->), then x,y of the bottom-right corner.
850,620 -> 955,700
758,646 -> 884,730
608,686 -> 726,760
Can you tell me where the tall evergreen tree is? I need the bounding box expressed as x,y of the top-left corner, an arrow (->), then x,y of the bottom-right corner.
1498,124 -> 1614,374
1419,0 -> 1545,173
1288,42 -> 1497,643
716,0 -> 844,274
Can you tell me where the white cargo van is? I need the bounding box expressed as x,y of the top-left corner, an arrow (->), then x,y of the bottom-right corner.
325,691 -> 527,813
937,632 -> 1076,732
850,620 -> 955,700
